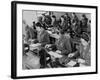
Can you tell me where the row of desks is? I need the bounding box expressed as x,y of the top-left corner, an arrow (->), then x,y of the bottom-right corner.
24,29 -> 87,68
29,42 -> 86,67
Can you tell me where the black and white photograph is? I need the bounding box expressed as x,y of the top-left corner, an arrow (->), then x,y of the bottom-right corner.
11,1 -> 97,79
22,11 -> 91,69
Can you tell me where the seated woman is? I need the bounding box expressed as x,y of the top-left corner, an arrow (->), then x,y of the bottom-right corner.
55,29 -> 72,55
35,22 -> 50,47
49,30 -> 80,67
24,25 -> 37,44
79,32 -> 91,66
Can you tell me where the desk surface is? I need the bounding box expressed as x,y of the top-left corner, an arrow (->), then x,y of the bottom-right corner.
29,43 -> 41,50
48,51 -> 62,58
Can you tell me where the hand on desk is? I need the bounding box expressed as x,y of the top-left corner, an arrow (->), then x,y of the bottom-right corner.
56,50 -> 61,54
45,44 -> 52,48
68,53 -> 75,58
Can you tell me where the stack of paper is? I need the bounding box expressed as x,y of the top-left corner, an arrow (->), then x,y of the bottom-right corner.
47,30 -> 52,34
50,34 -> 60,39
66,60 -> 77,67
56,50 -> 61,54
77,58 -> 85,64
30,43 -> 41,50
48,51 -> 62,58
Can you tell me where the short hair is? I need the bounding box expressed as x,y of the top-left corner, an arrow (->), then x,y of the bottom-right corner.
42,13 -> 45,16
72,12 -> 76,15
65,13 -> 68,16
89,20 -> 91,23
82,14 -> 86,18
61,15 -> 66,20
81,32 -> 89,42
23,44 -> 29,55
61,15 -> 65,18
32,21 -> 35,24
36,22 -> 45,29
36,22 -> 42,27
52,15 -> 56,18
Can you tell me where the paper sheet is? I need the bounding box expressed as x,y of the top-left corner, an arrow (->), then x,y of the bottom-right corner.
77,58 -> 85,63
47,30 -> 52,34
67,60 -> 77,67
48,51 -> 62,58
30,43 -> 41,50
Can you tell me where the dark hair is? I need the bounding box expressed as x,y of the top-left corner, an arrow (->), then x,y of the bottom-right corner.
36,22 -> 43,28
23,44 -> 29,55
36,22 -> 41,27
72,12 -> 76,15
65,13 -> 68,16
52,15 -> 56,18
89,20 -> 91,23
82,14 -> 86,18
36,22 -> 46,30
42,13 -> 45,16
60,29 -> 65,35
61,15 -> 66,20
33,21 -> 35,24
61,15 -> 65,18
81,32 -> 89,42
